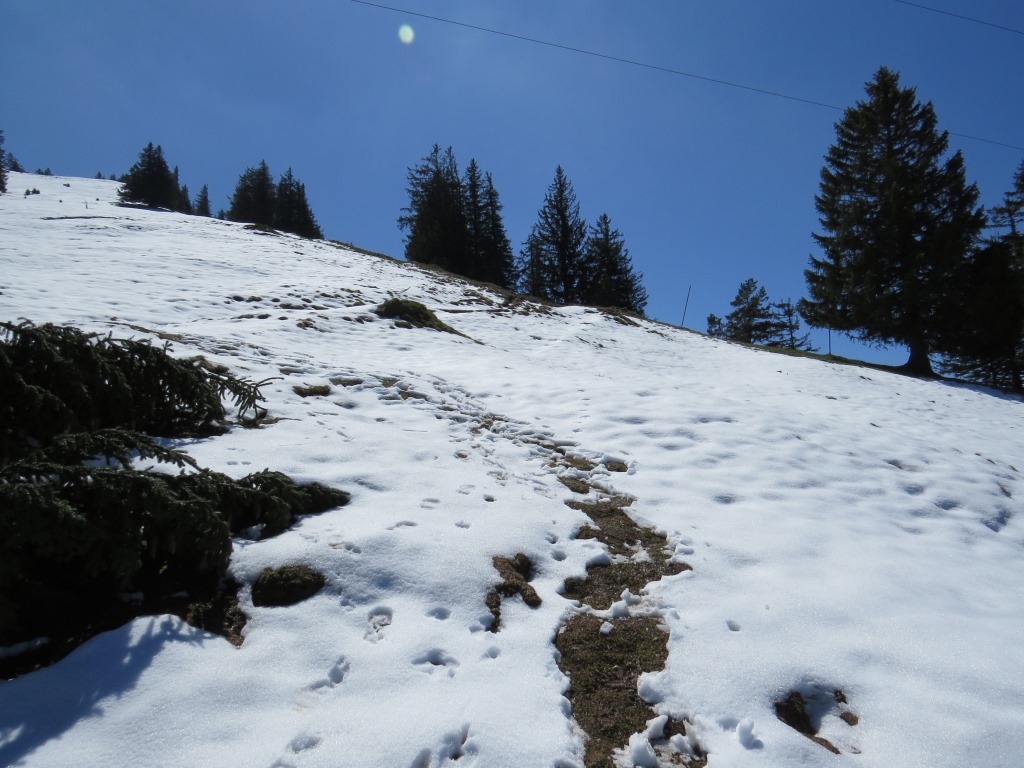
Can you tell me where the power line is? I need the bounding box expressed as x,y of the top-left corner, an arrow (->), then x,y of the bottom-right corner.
351,0 -> 1024,152
892,0 -> 1024,37
351,0 -> 842,111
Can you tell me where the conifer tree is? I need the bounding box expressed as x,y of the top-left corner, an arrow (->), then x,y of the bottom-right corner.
937,164 -> 1024,390
519,166 -> 587,303
715,278 -> 781,344
461,161 -> 515,288
7,154 -> 25,173
0,130 -> 7,194
767,299 -> 816,351
938,241 -> 1023,390
800,67 -> 984,375
399,145 -> 467,273
275,168 -> 323,239
991,161 -> 1024,244
193,184 -> 212,217
582,213 -> 648,314
228,160 -> 277,227
118,142 -> 178,209
478,173 -> 516,289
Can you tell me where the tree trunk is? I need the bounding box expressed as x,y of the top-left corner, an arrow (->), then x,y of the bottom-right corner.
902,340 -> 935,376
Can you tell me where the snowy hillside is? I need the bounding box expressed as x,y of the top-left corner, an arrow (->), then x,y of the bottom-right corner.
1,172 -> 1023,768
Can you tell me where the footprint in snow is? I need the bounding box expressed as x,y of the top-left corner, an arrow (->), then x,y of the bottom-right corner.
365,606 -> 393,642
427,607 -> 451,621
309,656 -> 350,690
387,520 -> 418,530
413,648 -> 459,675
420,498 -> 440,509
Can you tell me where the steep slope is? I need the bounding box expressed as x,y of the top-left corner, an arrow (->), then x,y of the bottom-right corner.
1,173 -> 1022,768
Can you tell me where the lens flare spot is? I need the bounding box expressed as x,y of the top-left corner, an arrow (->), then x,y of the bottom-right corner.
398,24 -> 415,44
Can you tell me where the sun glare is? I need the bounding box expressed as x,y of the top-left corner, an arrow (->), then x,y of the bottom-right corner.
398,24 -> 415,44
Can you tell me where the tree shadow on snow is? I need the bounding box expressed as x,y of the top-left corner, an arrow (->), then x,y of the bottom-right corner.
0,615 -> 207,766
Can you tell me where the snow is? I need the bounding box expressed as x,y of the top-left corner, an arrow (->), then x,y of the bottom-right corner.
2,171 -> 1023,767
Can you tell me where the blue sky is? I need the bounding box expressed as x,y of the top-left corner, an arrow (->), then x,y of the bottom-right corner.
3,0 -> 1022,365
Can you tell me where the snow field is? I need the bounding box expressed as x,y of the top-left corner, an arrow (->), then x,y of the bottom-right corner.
2,173 -> 1023,767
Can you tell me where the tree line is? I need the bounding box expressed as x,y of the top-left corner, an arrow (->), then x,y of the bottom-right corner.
399,145 -> 648,315
706,67 -> 1023,390
116,143 -> 323,239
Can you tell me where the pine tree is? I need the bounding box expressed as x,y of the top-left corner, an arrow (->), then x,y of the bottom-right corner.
715,278 -> 781,344
461,161 -> 515,288
0,130 -> 7,194
193,184 -> 212,217
463,158 -> 485,278
991,161 -> 1024,246
398,145 -> 467,273
118,142 -> 178,209
938,240 -> 1023,390
706,314 -> 726,339
479,173 -> 517,289
800,67 -> 984,375
228,160 -> 277,227
275,168 -> 323,239
767,299 -> 816,351
172,167 -> 193,214
519,166 -> 587,304
937,164 -> 1024,390
582,213 -> 648,314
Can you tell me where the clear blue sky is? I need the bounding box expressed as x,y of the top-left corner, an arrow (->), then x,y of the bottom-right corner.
3,0 -> 1022,365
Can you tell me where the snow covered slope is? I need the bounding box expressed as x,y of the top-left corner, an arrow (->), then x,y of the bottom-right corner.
1,172 -> 1023,768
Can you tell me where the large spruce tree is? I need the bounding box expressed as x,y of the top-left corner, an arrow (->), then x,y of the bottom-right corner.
119,143 -> 179,209
398,145 -> 467,273
228,160 -> 277,228
581,213 -> 647,314
519,166 -> 587,304
938,164 -> 1024,390
275,168 -> 323,239
799,67 -> 984,375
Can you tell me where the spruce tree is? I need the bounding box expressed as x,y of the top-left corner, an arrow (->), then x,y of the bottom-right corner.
767,299 -> 816,351
118,142 -> 178,209
194,184 -> 212,217
0,130 -> 7,194
718,278 -> 781,344
938,241 -> 1023,390
479,173 -> 517,289
990,161 -> 1024,244
520,166 -> 587,304
275,168 -> 323,239
398,145 -> 467,273
937,164 -> 1024,390
463,158 -> 485,278
800,67 -> 984,375
461,161 -> 515,288
582,213 -> 648,314
228,160 -> 277,227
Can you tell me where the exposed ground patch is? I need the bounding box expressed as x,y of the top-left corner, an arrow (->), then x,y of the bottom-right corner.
486,553 -> 541,632
553,457 -> 700,766
774,688 -> 860,755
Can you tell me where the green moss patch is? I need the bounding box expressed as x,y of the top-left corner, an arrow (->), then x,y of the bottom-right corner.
293,383 -> 331,397
373,298 -> 469,339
